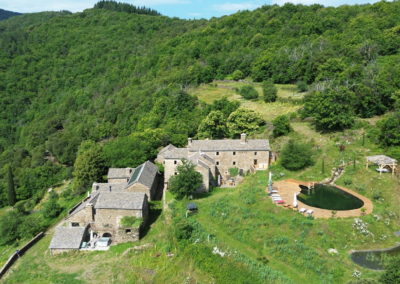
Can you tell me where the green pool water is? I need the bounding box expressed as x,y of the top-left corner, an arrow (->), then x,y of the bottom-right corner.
298,184 -> 364,211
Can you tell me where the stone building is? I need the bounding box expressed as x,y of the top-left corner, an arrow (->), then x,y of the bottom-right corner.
49,160 -> 159,253
49,226 -> 90,255
157,133 -> 271,190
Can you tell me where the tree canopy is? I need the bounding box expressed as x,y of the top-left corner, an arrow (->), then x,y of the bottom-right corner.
280,140 -> 314,171
168,160 -> 203,199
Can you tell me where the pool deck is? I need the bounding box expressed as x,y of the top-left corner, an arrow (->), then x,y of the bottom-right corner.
271,179 -> 373,219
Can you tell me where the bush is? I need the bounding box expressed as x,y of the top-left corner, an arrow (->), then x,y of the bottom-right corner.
229,167 -> 239,177
380,257 -> 400,284
174,218 -> 194,240
262,80 -> 277,102
237,85 -> 259,100
280,140 -> 314,170
296,81 -> 308,92
232,70 -> 245,81
272,115 -> 292,137
120,216 -> 142,228
42,192 -> 62,219
378,112 -> 400,147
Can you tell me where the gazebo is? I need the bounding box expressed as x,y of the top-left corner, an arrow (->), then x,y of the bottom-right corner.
366,155 -> 397,176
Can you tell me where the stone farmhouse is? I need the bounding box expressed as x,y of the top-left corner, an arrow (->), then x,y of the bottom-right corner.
49,161 -> 160,255
157,133 -> 271,190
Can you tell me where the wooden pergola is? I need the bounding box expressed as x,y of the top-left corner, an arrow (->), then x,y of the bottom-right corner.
366,155 -> 397,176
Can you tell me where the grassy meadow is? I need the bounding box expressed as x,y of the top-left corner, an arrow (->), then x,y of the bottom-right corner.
188,81 -> 303,122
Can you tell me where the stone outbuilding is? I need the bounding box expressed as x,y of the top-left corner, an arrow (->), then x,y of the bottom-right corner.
49,226 -> 89,255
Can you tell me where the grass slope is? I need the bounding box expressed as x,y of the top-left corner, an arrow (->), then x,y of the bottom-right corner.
188,81 -> 303,122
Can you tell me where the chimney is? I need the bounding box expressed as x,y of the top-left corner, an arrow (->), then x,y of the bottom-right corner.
241,133 -> 247,144
188,137 -> 193,146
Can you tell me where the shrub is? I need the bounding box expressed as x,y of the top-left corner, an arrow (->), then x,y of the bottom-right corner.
262,80 -> 277,102
232,70 -> 245,81
229,167 -> 239,177
380,257 -> 400,284
280,140 -> 314,170
42,192 -> 62,219
296,81 -> 308,92
174,218 -> 194,240
378,112 -> 400,146
237,85 -> 259,100
120,216 -> 142,228
272,115 -> 292,137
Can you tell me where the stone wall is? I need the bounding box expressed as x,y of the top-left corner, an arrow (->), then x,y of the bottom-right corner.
93,208 -> 143,233
204,150 -> 269,180
65,204 -> 94,226
114,227 -> 140,243
163,150 -> 270,189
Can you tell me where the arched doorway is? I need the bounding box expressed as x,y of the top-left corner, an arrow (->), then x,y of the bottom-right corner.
102,232 -> 112,238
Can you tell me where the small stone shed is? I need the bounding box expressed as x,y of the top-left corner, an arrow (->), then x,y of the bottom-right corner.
366,155 -> 397,176
49,226 -> 89,255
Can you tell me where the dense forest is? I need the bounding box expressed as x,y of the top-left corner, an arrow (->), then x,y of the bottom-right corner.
0,9 -> 21,21
0,1 -> 399,242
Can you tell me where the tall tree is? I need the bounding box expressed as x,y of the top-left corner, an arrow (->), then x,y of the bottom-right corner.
262,80 -> 278,103
7,165 -> 16,206
197,111 -> 228,139
168,160 -> 203,200
73,141 -> 107,194
303,87 -> 355,132
227,108 -> 265,138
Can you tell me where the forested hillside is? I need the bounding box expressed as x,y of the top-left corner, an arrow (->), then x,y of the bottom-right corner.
0,9 -> 21,21
0,1 -> 399,245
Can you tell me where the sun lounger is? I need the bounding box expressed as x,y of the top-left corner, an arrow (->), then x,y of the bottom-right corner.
299,208 -> 306,213
306,209 -> 314,215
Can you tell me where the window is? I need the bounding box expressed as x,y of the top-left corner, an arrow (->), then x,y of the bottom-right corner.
71,222 -> 79,227
174,172 -> 177,175
254,159 -> 258,165
254,152 -> 257,155
125,229 -> 132,233
233,161 -> 236,166
233,151 -> 236,155
216,161 -> 220,165
216,152 -> 219,156
174,160 -> 177,165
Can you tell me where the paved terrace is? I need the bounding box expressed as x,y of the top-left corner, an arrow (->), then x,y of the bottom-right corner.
272,179 -> 373,219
